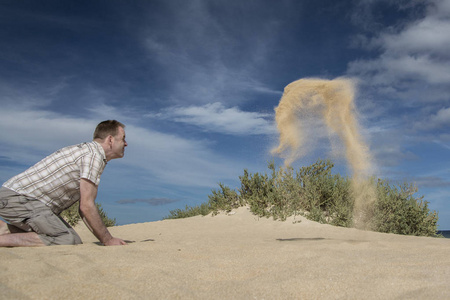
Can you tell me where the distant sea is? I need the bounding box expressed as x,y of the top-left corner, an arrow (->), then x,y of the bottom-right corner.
437,230 -> 450,238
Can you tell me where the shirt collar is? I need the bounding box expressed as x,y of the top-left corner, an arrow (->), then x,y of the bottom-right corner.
92,141 -> 108,164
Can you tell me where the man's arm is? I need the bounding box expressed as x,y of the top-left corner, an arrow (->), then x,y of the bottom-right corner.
79,178 -> 127,246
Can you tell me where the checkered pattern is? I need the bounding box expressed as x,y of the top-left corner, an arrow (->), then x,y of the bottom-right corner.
2,142 -> 107,215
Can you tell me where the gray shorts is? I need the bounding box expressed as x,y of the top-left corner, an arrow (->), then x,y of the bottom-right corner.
0,187 -> 82,246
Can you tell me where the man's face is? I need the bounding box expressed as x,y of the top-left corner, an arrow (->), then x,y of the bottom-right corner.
111,126 -> 127,159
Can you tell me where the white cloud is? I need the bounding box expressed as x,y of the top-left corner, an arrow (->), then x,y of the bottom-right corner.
348,0 -> 450,101
0,108 -> 95,164
149,102 -> 277,135
345,0 -> 450,177
410,176 -> 450,188
142,1 -> 281,105
122,123 -> 241,187
0,104 -> 243,188
414,107 -> 450,130
366,0 -> 450,58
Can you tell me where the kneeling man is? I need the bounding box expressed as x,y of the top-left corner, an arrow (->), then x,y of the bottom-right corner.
0,120 -> 128,247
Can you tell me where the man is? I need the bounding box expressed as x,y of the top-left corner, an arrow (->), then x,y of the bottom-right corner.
0,120 -> 128,247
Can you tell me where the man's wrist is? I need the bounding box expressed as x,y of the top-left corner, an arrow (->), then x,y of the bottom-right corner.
100,233 -> 114,245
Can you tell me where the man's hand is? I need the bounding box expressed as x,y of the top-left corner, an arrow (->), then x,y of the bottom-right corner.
104,237 -> 128,246
79,178 -> 127,246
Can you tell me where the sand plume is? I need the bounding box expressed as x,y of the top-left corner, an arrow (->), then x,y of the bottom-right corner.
272,77 -> 375,226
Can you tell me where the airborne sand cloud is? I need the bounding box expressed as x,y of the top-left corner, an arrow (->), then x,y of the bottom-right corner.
271,77 -> 376,227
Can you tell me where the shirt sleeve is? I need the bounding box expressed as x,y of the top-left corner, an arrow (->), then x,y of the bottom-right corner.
79,153 -> 104,185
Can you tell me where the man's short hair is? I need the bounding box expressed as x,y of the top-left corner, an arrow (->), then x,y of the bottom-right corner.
93,120 -> 125,140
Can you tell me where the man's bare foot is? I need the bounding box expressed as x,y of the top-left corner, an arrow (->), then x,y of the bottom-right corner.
0,232 -> 45,247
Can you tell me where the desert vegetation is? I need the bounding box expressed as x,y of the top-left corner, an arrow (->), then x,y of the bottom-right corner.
165,159 -> 439,237
61,202 -> 117,227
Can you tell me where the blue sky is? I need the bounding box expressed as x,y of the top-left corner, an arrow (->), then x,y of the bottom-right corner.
1,0 -> 450,229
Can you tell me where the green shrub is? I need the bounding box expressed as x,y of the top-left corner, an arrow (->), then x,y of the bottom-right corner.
96,203 -> 117,227
164,159 -> 439,237
269,164 -> 302,220
209,183 -> 243,214
164,183 -> 242,219
61,202 -> 117,227
165,203 -> 211,219
328,175 -> 353,227
61,202 -> 81,226
239,165 -> 276,218
371,180 -> 438,236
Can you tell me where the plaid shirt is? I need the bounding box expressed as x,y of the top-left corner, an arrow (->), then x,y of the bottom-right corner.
3,141 -> 107,215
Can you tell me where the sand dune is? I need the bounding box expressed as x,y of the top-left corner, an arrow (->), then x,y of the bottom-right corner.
1,206 -> 449,299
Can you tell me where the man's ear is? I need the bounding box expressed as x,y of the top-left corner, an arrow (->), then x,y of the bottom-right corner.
107,135 -> 114,147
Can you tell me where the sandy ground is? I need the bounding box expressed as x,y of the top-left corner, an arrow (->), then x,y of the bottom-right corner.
1,206 -> 449,300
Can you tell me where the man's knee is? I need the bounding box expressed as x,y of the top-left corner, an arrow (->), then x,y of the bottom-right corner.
28,212 -> 82,246
38,229 -> 82,246
64,229 -> 82,245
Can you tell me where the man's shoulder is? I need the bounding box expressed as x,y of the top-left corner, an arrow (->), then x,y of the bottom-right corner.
45,142 -> 100,163
54,142 -> 90,156
75,142 -> 107,164
61,141 -> 101,151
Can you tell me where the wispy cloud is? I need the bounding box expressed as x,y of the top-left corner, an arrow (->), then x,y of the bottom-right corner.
123,123 -> 243,188
149,102 -> 277,135
410,176 -> 450,188
348,0 -> 450,102
345,0 -> 450,175
0,103 -> 243,189
116,198 -> 179,206
0,107 -> 96,164
414,107 -> 450,131
142,1 -> 281,105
